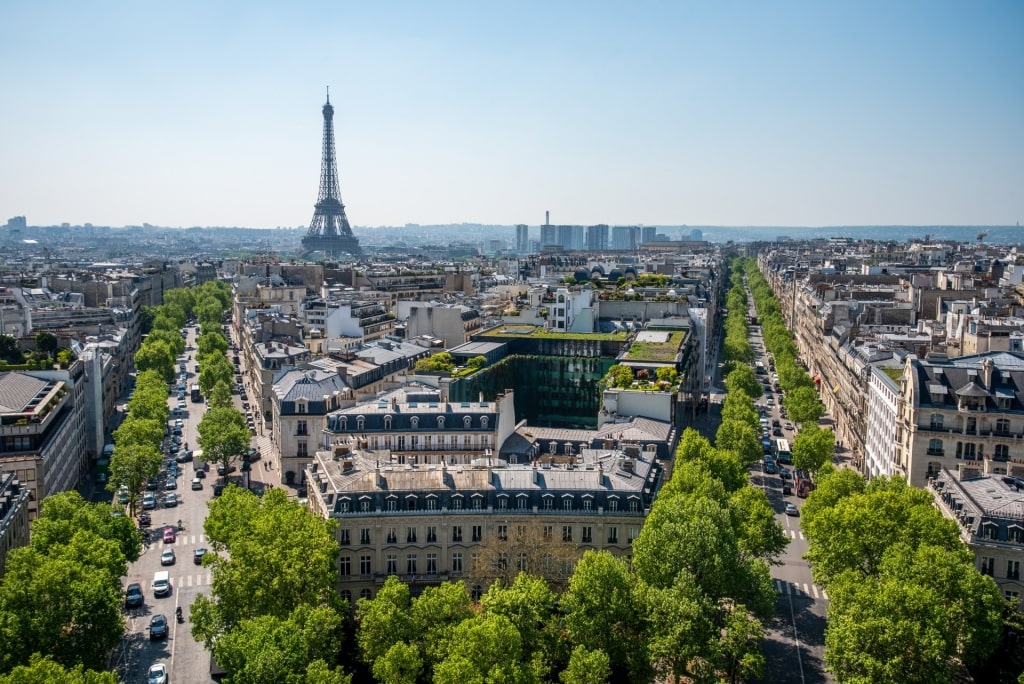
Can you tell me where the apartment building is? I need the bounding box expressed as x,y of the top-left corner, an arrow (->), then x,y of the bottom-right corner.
0,470 -> 31,577
895,352 -> 1024,487
270,368 -> 352,484
930,469 -> 1024,606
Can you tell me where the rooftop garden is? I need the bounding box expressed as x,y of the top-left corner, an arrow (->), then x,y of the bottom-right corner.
601,363 -> 680,392
621,331 -> 687,363
479,325 -> 629,342
881,367 -> 903,382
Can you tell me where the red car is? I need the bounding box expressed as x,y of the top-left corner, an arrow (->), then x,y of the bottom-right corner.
162,527 -> 176,544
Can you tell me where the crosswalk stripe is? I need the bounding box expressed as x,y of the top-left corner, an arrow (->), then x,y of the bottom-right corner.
822,588 -> 828,600
811,585 -> 819,599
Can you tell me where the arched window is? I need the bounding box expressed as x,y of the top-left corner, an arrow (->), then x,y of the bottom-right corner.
356,416 -> 365,431
384,415 -> 392,430
359,588 -> 373,600
340,590 -> 352,604
339,416 -> 348,431
464,415 -> 472,428
411,416 -> 420,429
480,416 -> 489,429
437,416 -> 445,429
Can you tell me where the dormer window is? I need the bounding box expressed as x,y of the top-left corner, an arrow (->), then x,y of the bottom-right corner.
437,416 -> 445,429
384,415 -> 392,430
480,416 -> 488,429
356,416 -> 365,431
411,416 -> 419,429
463,415 -> 472,429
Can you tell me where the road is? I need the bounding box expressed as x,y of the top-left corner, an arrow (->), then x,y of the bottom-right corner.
114,324 -> 223,683
744,291 -> 833,684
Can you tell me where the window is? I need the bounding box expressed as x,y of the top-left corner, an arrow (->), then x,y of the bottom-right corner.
1010,527 -> 1024,543
517,553 -> 527,571
298,403 -> 307,414
407,497 -> 417,511
297,420 -> 308,436
386,527 -> 397,544
471,585 -> 483,602
384,415 -> 392,430
608,498 -> 618,512
452,526 -> 463,542
472,497 -> 482,510
360,499 -> 371,512
1006,591 -> 1021,603
927,439 -> 943,455
996,418 -> 1011,434
983,524 -> 998,540
424,526 -> 436,543
356,416 -> 364,430
340,501 -> 350,513
583,498 -> 592,510
966,417 -> 977,435
543,497 -> 553,510
464,416 -> 472,428
995,444 -> 1010,461
608,526 -> 618,543
472,525 -> 482,542
562,526 -> 573,542
358,528 -> 371,545
929,414 -> 943,430
386,554 -> 397,574
498,525 -> 507,541
340,589 -> 351,604
629,499 -> 639,512
339,529 -> 350,546
360,588 -> 373,600
360,555 -> 372,575
518,496 -> 527,510
296,441 -> 308,458
481,416 -> 488,429
498,497 -> 508,510
387,499 -> 397,511
406,555 -> 417,575
498,553 -> 508,570
1009,561 -> 1021,581
452,553 -> 463,574
582,526 -> 592,543
964,443 -> 976,459
406,527 -> 417,543
563,497 -> 573,511
427,497 -> 437,510
411,416 -> 419,429
543,525 -> 553,541
628,527 -> 639,543
437,416 -> 445,429
427,553 -> 438,575
452,497 -> 463,510
340,556 -> 351,576
980,557 -> 995,576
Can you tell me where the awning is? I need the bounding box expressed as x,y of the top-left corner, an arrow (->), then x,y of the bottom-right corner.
813,375 -> 822,383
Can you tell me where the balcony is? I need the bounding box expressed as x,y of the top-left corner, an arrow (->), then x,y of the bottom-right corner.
927,449 -> 945,456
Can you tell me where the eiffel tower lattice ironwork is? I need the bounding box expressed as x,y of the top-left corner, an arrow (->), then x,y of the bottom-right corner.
301,88 -> 363,257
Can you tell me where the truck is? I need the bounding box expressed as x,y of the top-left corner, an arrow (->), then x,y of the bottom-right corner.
190,384 -> 202,403
152,570 -> 170,598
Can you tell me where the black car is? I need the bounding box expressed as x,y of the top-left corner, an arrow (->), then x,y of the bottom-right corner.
176,450 -> 193,463
125,583 -> 144,608
148,614 -> 168,640
194,547 -> 207,565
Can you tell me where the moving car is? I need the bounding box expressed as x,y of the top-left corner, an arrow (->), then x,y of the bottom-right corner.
194,547 -> 207,564
148,614 -> 168,640
191,477 -> 203,490
147,663 -> 168,684
163,493 -> 178,507
125,583 -> 144,608
162,527 -> 176,544
785,503 -> 799,516
161,548 -> 176,565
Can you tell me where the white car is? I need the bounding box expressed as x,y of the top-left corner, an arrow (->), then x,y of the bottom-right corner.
148,663 -> 168,684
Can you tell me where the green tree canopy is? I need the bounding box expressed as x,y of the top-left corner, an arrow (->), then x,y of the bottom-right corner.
724,365 -> 763,399
134,339 -> 174,383
783,385 -> 825,424
791,424 -> 835,473
0,654 -> 118,684
197,406 -> 251,470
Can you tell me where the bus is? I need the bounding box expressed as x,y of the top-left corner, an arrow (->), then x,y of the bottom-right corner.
755,361 -> 767,375
190,384 -> 202,403
775,439 -> 792,464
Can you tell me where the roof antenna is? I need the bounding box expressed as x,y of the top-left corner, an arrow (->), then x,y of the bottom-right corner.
326,85 -> 330,104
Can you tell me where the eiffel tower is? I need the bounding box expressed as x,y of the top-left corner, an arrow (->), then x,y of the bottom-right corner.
301,88 -> 363,257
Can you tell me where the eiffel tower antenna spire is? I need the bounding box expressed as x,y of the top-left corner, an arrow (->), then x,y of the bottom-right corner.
301,88 -> 362,257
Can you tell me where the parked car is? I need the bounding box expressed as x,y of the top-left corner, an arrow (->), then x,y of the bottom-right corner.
162,527 -> 176,543
147,663 -> 168,684
165,479 -> 177,490
142,494 -> 156,510
773,427 -> 784,437
125,582 -> 144,608
772,419 -> 781,427
163,493 -> 178,508
782,483 -> 793,495
161,548 -> 176,565
148,614 -> 168,640
784,422 -> 794,431
785,503 -> 799,516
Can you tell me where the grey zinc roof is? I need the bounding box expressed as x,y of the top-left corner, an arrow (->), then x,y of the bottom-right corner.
273,369 -> 349,402
0,373 -> 52,413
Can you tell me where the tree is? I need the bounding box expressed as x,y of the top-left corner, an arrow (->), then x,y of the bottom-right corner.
34,331 -> 58,359
409,581 -> 475,669
0,547 -> 124,673
191,488 -> 341,645
724,365 -> 762,399
480,573 -> 560,671
372,642 -> 423,684
602,364 -> 634,389
783,386 -> 825,424
414,352 -> 454,373
108,441 -> 162,515
114,415 -> 164,452
163,288 -> 196,319
356,576 -> 415,669
714,420 -> 762,467
198,331 -> 229,359
639,572 -> 715,683
0,335 -> 23,364
560,646 -> 611,684
791,424 -> 835,473
210,606 -> 347,684
134,339 -> 174,383
199,355 -> 234,396
197,406 -> 251,472
468,521 -> 581,592
0,654 -> 118,684
655,367 -> 679,386
29,491 -> 141,565
467,355 -> 487,370
799,467 -> 866,527
728,486 -> 790,564
208,379 -> 233,409
431,613 -> 531,684
561,551 -> 644,678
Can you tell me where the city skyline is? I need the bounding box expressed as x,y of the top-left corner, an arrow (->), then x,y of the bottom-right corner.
2,1 -> 1021,230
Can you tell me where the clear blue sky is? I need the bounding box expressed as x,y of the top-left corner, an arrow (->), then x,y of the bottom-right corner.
1,1 -> 1021,229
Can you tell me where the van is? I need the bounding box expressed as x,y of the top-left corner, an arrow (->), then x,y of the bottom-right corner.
152,570 -> 170,597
